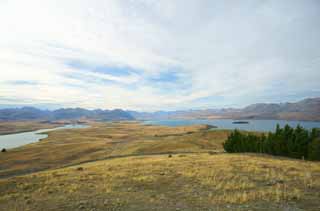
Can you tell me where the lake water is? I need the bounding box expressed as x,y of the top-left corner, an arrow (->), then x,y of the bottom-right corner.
144,119 -> 320,132
0,124 -> 89,149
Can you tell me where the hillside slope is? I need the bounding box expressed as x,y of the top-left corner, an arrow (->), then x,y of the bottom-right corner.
1,153 -> 319,211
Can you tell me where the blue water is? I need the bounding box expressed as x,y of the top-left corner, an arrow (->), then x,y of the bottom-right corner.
144,119 -> 320,132
0,124 -> 89,149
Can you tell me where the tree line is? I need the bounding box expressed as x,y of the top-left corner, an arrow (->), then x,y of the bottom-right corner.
223,124 -> 320,160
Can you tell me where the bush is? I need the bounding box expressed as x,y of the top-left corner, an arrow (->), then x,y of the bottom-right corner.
223,124 -> 320,161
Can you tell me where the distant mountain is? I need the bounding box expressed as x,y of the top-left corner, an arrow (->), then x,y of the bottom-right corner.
0,107 -> 51,121
92,109 -> 134,121
1,97 -> 319,122
0,107 -> 134,121
226,98 -> 320,121
130,97 -> 320,121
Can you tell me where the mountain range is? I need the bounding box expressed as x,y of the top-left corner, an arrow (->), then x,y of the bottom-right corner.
0,107 -> 134,121
129,97 -> 320,121
0,97 -> 319,121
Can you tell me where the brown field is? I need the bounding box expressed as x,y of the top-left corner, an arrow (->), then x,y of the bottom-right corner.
0,122 -> 226,178
0,121 -> 319,211
0,121 -> 62,135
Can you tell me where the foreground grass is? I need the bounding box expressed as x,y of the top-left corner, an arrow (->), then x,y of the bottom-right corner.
0,153 -> 319,211
0,122 -> 226,178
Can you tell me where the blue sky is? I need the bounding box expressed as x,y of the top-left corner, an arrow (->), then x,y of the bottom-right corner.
0,0 -> 319,111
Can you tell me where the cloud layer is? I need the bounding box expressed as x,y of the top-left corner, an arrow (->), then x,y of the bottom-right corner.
1,0 -> 319,110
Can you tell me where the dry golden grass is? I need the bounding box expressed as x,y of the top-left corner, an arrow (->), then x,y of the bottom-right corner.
1,121 -> 319,210
0,153 -> 319,211
0,122 -> 226,178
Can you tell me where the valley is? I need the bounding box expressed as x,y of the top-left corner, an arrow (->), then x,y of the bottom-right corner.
0,122 -> 319,210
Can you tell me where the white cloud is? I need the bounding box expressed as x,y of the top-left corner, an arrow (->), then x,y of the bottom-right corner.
0,0 -> 319,111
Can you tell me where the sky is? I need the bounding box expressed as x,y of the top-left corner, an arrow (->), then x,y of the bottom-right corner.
0,0 -> 320,111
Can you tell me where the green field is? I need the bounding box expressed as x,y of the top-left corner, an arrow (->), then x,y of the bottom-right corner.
0,122 -> 319,210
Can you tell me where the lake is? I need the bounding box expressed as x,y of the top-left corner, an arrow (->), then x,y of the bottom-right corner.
144,119 -> 320,132
0,124 -> 89,149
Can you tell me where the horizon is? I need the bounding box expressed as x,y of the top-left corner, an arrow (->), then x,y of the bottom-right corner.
0,96 -> 318,112
1,1 -> 320,111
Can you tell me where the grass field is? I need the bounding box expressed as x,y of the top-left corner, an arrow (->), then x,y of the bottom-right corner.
0,121 -> 319,210
0,122 -> 226,178
1,153 -> 320,211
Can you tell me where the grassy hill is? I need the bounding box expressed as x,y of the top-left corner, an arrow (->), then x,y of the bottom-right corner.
0,122 -> 320,210
1,153 -> 320,210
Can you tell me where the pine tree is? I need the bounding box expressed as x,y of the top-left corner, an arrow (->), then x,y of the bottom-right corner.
308,138 -> 320,161
223,124 -> 320,161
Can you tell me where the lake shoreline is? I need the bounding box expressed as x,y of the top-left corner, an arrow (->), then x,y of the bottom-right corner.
0,124 -> 90,149
0,127 -> 61,136
0,121 -> 64,136
143,119 -> 320,132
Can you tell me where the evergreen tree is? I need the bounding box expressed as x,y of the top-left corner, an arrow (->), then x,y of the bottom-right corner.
223,124 -> 320,161
308,138 -> 320,161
